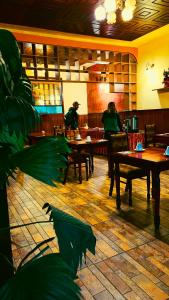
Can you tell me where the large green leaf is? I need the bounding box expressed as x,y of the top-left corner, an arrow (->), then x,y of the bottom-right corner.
13,74 -> 35,106
0,29 -> 39,136
1,96 -> 39,137
0,253 -> 81,300
0,53 -> 13,97
43,203 -> 96,275
0,128 -> 25,153
0,144 -> 16,186
13,137 -> 70,186
0,29 -> 23,82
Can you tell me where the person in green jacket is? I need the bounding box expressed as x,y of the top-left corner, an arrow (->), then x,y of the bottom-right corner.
64,101 -> 80,130
102,102 -> 122,139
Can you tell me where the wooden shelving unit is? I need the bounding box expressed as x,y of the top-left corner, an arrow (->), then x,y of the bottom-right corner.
109,53 -> 137,110
31,81 -> 62,106
152,87 -> 169,92
18,42 -> 137,110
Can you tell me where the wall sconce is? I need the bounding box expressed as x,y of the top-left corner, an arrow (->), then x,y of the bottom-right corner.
146,63 -> 154,70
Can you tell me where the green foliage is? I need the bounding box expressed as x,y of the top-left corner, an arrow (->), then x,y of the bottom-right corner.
0,201 -> 96,299
163,69 -> 169,78
0,254 -> 81,300
0,28 -> 96,299
0,30 -> 23,82
0,143 -> 16,185
13,137 -> 70,186
2,95 -> 39,136
0,30 -> 39,137
43,203 -> 96,275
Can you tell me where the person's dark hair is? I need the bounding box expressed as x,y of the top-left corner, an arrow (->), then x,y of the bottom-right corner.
108,102 -> 116,112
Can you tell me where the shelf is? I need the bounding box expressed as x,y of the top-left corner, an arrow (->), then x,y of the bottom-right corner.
19,41 -> 137,110
152,87 -> 169,92
35,105 -> 61,107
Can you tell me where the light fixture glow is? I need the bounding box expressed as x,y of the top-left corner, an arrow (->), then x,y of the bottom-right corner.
95,0 -> 136,24
95,5 -> 106,21
121,7 -> 133,21
104,0 -> 116,12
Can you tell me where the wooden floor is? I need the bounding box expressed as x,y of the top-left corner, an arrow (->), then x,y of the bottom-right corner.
8,156 -> 169,300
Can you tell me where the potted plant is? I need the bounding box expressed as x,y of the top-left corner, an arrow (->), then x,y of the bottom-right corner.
163,69 -> 169,88
0,29 -> 96,299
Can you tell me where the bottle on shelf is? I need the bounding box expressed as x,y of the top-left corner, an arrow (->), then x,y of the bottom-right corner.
131,115 -> 138,132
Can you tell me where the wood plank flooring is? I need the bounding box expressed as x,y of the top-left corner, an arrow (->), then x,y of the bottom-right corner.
8,156 -> 169,299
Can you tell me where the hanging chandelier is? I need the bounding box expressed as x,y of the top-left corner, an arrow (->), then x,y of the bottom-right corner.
95,0 -> 136,24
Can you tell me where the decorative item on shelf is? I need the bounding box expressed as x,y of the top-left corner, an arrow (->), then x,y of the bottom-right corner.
131,115 -> 138,133
95,0 -> 136,24
123,115 -> 138,133
123,118 -> 131,132
163,69 -> 169,88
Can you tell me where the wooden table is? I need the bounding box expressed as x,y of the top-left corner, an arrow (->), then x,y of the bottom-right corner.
79,129 -> 145,155
111,147 -> 169,231
28,132 -> 54,144
68,138 -> 108,172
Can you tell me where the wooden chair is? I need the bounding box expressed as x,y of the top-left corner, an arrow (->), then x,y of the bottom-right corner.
53,125 -> 65,137
144,124 -> 156,147
63,151 -> 90,184
145,124 -> 165,148
108,133 -> 150,206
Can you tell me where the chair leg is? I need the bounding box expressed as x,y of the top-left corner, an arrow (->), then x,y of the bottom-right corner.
125,179 -> 129,192
147,172 -> 151,205
128,180 -> 132,206
85,160 -> 88,181
63,165 -> 69,185
73,163 -> 77,177
115,175 -> 121,209
88,156 -> 92,176
78,163 -> 82,184
109,170 -> 115,196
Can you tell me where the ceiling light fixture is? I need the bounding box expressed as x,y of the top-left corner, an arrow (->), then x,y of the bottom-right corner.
95,0 -> 136,24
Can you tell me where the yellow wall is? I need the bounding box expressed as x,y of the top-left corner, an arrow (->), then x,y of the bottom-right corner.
136,26 -> 169,109
63,83 -> 88,115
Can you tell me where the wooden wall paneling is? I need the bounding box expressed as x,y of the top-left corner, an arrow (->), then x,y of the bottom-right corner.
120,109 -> 169,133
135,109 -> 169,133
39,114 -> 64,133
32,109 -> 169,133
88,109 -> 169,133
88,113 -> 103,128
79,115 -> 88,128
33,114 -> 88,133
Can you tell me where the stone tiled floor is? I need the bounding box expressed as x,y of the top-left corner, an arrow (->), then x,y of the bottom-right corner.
8,156 -> 169,299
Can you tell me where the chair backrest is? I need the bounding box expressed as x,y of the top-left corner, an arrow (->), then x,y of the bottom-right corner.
145,124 -> 156,147
109,133 -> 129,152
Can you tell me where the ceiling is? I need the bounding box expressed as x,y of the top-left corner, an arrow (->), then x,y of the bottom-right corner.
1,0 -> 169,41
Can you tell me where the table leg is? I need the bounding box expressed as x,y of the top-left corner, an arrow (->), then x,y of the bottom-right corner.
89,146 -> 94,173
91,155 -> 94,173
152,170 -> 160,230
115,162 -> 121,209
